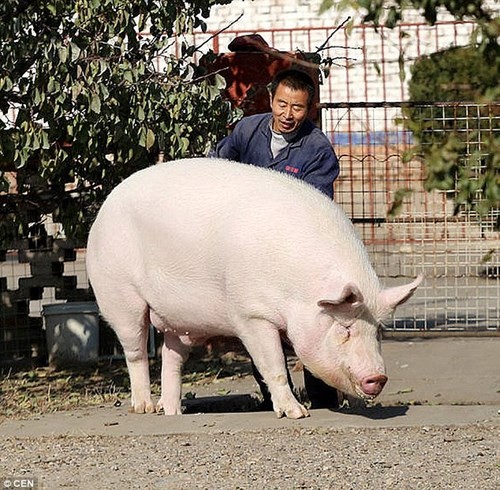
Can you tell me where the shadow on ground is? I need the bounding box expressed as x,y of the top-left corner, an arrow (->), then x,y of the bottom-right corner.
182,392 -> 410,421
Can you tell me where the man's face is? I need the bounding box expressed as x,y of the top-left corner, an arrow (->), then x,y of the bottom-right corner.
270,83 -> 310,134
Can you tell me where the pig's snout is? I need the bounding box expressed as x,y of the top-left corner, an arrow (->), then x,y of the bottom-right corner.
360,374 -> 388,397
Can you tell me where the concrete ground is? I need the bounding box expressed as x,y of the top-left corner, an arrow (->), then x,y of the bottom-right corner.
2,337 -> 499,436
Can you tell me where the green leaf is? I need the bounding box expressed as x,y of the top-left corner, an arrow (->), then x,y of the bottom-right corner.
214,73 -> 227,90
123,71 -> 133,84
72,82 -> 83,101
398,53 -> 406,82
99,83 -> 109,101
41,131 -> 50,150
319,0 -> 335,15
0,77 -> 13,91
146,128 -> 155,150
46,3 -> 57,15
90,93 -> 101,114
0,173 -> 10,193
70,42 -> 81,62
58,46 -> 68,63
47,77 -> 55,93
137,105 -> 145,121
388,188 -> 413,217
386,7 -> 399,28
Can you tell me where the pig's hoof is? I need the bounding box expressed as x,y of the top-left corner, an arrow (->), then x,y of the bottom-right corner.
276,403 -> 310,419
156,399 -> 183,415
129,400 -> 156,414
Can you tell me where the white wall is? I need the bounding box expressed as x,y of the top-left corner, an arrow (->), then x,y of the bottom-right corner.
197,1 -> 497,111
205,0 -> 471,33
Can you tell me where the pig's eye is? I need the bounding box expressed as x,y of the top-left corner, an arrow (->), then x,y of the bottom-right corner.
335,323 -> 351,340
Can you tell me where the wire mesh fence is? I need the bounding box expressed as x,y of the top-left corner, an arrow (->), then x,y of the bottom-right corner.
1,22 -> 499,364
322,101 -> 499,331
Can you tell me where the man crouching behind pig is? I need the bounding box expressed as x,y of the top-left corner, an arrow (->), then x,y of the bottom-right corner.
86,158 -> 422,419
210,68 -> 341,410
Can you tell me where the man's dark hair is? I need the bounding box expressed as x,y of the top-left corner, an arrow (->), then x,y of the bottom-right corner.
269,69 -> 315,107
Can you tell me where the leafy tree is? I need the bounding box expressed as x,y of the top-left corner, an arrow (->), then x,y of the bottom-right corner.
408,46 -> 499,103
0,0 -> 237,247
404,46 -> 499,218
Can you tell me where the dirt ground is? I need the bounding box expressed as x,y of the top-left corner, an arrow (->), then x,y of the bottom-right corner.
1,337 -> 499,489
1,423 -> 498,489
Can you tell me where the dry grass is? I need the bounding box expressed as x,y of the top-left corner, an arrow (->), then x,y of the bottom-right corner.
0,348 -> 253,420
0,362 -> 130,419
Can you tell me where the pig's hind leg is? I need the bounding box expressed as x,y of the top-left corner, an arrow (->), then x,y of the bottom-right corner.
239,321 -> 309,419
156,331 -> 193,415
100,297 -> 155,414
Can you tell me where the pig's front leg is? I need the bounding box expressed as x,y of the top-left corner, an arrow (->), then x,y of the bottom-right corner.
240,321 -> 309,419
157,331 -> 193,415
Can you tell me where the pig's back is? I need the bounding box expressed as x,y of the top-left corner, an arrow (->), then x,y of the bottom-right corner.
103,157 -> 344,236
88,158 -> 372,297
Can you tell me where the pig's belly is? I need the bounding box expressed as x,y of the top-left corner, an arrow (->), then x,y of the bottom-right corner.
140,276 -> 236,338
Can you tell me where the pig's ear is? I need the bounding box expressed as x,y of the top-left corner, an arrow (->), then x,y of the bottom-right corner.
377,274 -> 424,317
317,283 -> 365,316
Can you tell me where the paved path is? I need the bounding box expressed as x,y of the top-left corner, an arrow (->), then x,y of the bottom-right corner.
2,404 -> 497,438
2,337 -> 499,437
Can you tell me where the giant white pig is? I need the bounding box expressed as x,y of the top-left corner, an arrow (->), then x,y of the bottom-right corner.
86,158 -> 422,418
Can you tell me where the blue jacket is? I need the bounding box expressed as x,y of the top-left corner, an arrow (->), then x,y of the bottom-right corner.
210,113 -> 339,198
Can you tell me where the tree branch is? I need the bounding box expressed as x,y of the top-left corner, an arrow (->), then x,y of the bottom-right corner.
315,17 -> 351,53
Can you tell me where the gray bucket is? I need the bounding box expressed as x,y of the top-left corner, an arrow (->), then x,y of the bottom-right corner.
42,302 -> 99,365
